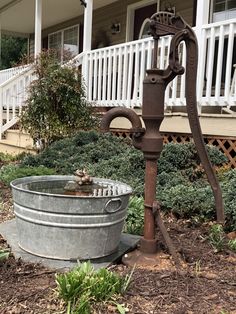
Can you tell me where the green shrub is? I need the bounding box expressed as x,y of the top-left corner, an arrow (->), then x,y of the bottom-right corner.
158,170 -> 190,187
206,145 -> 228,166
158,143 -> 197,173
21,131 -> 145,195
86,149 -> 145,196
0,164 -> 55,186
21,132 -> 131,170
158,142 -> 227,174
20,50 -> 98,146
158,184 -> 215,220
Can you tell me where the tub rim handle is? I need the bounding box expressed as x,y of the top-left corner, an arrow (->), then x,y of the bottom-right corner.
104,198 -> 122,213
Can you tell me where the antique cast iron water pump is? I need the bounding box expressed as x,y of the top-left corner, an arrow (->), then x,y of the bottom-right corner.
101,12 -> 224,255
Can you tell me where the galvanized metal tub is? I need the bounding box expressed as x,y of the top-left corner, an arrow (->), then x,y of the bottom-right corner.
10,175 -> 132,260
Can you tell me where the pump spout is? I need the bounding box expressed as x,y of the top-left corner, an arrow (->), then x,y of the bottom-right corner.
101,108 -> 143,133
101,108 -> 145,148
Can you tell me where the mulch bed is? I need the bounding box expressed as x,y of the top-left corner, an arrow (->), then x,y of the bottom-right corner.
0,186 -> 236,313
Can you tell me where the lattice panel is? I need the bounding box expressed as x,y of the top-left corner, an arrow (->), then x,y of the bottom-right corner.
111,128 -> 236,168
112,129 -> 131,139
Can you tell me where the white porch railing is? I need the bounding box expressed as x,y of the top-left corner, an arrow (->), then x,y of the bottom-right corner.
81,37 -> 170,108
0,66 -> 34,137
0,64 -> 31,85
81,19 -> 236,108
197,19 -> 236,106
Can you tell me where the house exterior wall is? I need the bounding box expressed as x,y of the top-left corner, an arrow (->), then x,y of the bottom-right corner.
29,0 -> 193,54
90,0 -> 194,47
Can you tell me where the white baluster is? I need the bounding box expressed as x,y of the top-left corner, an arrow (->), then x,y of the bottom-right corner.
93,52 -> 98,101
215,25 -> 224,103
206,27 -> 216,103
102,49 -> 107,102
127,45 -> 134,108
225,23 -> 234,103
107,49 -> 112,101
112,48 -> 117,105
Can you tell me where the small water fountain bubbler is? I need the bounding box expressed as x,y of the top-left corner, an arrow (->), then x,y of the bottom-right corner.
101,12 -> 224,264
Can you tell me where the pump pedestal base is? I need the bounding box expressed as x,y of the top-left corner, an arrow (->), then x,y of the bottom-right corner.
139,237 -> 158,254
122,248 -> 177,269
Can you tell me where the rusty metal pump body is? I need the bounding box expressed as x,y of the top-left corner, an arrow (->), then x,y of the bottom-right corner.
101,12 -> 224,255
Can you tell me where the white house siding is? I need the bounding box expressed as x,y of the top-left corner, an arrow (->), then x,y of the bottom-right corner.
28,0 -> 193,54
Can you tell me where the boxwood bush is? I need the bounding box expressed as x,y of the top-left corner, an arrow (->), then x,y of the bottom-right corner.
0,164 -> 55,186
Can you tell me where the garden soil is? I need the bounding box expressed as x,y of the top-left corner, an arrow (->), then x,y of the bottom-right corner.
0,187 -> 236,314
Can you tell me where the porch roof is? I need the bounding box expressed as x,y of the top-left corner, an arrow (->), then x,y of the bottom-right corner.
0,0 -> 118,36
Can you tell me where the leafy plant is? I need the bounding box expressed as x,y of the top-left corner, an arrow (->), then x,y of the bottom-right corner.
0,164 -> 55,186
56,261 -> 132,314
0,249 -> 10,261
20,50 -> 98,146
228,239 -> 236,252
208,224 -> 226,252
124,196 -> 144,235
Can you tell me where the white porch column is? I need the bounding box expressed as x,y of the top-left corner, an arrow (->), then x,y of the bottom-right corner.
195,0 -> 210,110
34,0 -> 42,59
82,0 -> 93,90
83,0 -> 93,52
195,0 -> 210,38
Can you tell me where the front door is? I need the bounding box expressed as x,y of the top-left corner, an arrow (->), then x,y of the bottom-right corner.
133,3 -> 158,41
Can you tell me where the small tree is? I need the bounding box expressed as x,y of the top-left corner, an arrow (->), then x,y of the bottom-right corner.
20,50 -> 98,147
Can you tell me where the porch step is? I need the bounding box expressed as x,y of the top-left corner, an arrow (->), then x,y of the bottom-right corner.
0,129 -> 36,155
5,129 -> 34,147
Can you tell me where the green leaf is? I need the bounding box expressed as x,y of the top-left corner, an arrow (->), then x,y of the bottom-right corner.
116,303 -> 127,314
0,250 -> 10,261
